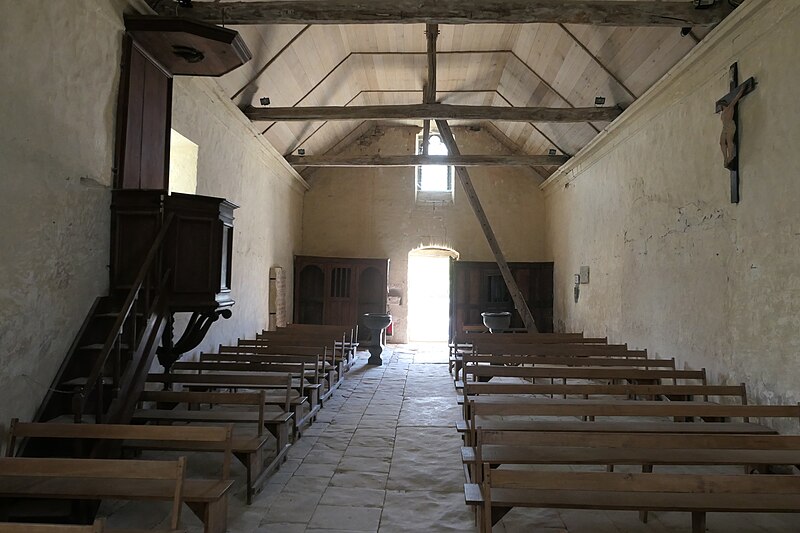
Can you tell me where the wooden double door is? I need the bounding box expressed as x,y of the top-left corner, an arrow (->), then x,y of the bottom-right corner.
294,256 -> 389,338
450,261 -> 554,339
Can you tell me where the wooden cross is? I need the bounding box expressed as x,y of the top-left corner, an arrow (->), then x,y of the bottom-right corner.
715,63 -> 756,203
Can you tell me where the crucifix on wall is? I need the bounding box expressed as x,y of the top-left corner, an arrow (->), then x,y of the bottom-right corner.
715,62 -> 757,203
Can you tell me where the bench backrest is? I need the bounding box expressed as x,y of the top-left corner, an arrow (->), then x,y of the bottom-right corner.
203,351 -> 322,366
0,519 -> 106,532
460,332 -> 606,345
465,364 -> 706,383
469,398 -> 800,421
463,382 -> 748,403
140,389 -> 272,435
222,344 -> 326,356
486,468 -> 800,494
6,419 -> 233,480
0,456 -> 185,530
477,429 -> 800,449
171,360 -> 308,395
463,354 -> 673,368
148,371 -> 292,391
470,343 -> 640,357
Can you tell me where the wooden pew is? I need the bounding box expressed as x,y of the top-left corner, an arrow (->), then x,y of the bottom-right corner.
136,381 -> 293,489
459,381 -> 748,421
462,429 -> 800,483
463,398 -> 799,444
459,365 -> 708,396
204,349 -> 330,408
280,323 -> 359,362
467,467 -> 800,533
129,391 -> 278,504
254,331 -> 350,367
451,336 -> 618,380
462,332 -> 607,344
239,336 -> 349,384
169,360 -> 317,432
0,456 -> 221,532
5,421 -> 234,527
0,520 -> 108,533
470,342 -> 645,357
219,343 -> 343,399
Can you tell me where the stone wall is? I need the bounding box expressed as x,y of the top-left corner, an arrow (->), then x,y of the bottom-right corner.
543,0 -> 800,429
0,0 -> 305,448
301,125 -> 547,342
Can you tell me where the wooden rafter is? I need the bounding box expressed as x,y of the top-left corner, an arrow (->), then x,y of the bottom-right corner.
422,23 -> 439,155
557,24 -> 637,101
231,25 -> 311,100
284,154 -> 570,167
435,119 -> 539,332
152,1 -> 733,27
246,103 -> 623,122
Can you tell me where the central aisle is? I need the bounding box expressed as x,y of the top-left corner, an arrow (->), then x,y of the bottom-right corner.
248,344 -> 475,532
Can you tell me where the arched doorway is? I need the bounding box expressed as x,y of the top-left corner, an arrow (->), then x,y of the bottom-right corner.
407,246 -> 459,342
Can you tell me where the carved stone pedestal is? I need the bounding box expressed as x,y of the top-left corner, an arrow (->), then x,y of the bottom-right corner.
362,313 -> 392,366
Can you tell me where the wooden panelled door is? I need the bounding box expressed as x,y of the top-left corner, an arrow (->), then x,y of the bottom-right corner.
449,261 -> 554,339
294,256 -> 389,337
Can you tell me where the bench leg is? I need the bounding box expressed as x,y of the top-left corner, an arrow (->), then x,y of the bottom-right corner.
187,496 -> 228,533
638,464 -> 654,523
267,420 -> 291,463
691,511 -> 706,533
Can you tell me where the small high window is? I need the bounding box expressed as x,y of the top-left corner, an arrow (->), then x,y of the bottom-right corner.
416,133 -> 454,193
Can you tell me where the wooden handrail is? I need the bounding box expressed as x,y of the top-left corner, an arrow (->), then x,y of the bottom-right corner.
75,213 -> 174,420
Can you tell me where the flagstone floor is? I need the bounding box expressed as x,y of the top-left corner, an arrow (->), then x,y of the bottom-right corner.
105,343 -> 799,532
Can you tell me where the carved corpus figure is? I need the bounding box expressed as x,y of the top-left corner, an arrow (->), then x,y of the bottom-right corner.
718,83 -> 748,170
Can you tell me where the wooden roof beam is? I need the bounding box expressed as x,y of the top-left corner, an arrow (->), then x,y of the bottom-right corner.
246,103 -> 623,122
435,119 -> 539,332
284,154 -> 570,167
152,1 -> 734,27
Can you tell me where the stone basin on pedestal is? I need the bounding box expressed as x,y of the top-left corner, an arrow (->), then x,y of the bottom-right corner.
362,313 -> 392,366
481,311 -> 511,333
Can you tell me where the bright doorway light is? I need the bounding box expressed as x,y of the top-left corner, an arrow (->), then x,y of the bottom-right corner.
408,247 -> 457,342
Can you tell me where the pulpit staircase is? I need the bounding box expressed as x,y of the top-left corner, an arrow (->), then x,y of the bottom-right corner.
20,215 -> 174,458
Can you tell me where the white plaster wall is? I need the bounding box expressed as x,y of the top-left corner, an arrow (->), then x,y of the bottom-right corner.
0,0 -> 131,444
170,77 -> 306,355
0,0 -> 306,447
543,0 -> 800,429
301,126 -> 547,342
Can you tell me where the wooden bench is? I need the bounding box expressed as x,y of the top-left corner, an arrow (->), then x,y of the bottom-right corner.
144,372 -> 295,435
466,468 -> 800,533
238,338 -> 348,387
4,420 -> 233,530
0,456 -> 229,532
219,343 -> 343,400
0,519 -> 109,533
460,364 -> 707,388
134,386 -> 292,496
169,360 -> 318,432
453,340 -> 634,382
127,391 -> 275,504
462,429 -> 800,482
280,324 -> 359,363
204,349 -> 331,407
449,332 -> 608,377
463,398 -> 799,444
280,323 -> 358,349
459,381 -> 749,420
253,331 -> 355,369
